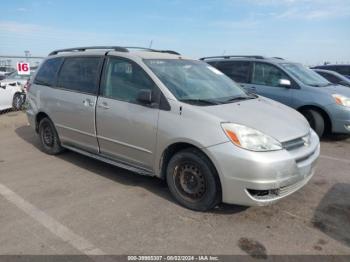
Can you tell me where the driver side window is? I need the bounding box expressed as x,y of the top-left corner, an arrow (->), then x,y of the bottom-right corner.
101,57 -> 156,103
252,62 -> 290,87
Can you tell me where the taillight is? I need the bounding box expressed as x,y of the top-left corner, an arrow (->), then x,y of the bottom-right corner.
24,80 -> 31,92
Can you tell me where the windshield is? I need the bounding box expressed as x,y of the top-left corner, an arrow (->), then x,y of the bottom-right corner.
144,59 -> 252,105
281,63 -> 330,87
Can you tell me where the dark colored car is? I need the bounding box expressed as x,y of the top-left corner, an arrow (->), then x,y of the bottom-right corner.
312,65 -> 350,79
313,69 -> 350,87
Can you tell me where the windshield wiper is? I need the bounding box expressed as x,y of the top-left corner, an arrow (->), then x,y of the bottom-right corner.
222,95 -> 256,103
179,99 -> 220,105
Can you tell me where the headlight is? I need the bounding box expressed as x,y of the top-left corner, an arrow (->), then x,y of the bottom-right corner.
221,123 -> 282,152
332,94 -> 350,107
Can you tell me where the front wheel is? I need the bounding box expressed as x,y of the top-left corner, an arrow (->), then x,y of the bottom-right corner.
302,109 -> 325,137
166,148 -> 221,211
38,118 -> 64,155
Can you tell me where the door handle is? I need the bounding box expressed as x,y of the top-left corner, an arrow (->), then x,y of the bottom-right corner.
83,99 -> 95,107
98,102 -> 110,110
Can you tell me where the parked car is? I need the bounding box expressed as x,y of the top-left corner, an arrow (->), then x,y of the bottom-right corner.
312,64 -> 350,79
0,81 -> 25,111
0,70 -> 33,109
202,55 -> 350,137
3,70 -> 34,90
313,69 -> 350,87
0,67 -> 14,81
0,66 -> 15,76
26,47 -> 319,211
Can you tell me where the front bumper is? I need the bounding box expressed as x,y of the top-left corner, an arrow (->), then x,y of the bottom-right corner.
204,131 -> 320,206
328,104 -> 350,134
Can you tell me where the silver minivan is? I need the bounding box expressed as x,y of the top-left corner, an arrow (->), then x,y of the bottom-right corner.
26,47 -> 320,211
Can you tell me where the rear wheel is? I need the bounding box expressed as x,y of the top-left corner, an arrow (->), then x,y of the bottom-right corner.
38,118 -> 64,155
166,148 -> 220,211
302,109 -> 325,137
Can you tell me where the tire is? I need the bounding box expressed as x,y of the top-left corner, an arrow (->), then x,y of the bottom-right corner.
38,118 -> 64,155
12,93 -> 23,111
302,109 -> 325,137
166,148 -> 221,211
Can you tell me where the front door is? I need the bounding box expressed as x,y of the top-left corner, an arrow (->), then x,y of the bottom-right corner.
96,57 -> 160,171
246,62 -> 294,107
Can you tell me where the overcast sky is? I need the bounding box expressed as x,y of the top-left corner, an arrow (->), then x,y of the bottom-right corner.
0,0 -> 349,65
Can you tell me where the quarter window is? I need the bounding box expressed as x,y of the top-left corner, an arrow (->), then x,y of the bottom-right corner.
34,58 -> 63,86
215,61 -> 250,83
57,57 -> 102,94
101,58 -> 156,103
252,63 -> 290,87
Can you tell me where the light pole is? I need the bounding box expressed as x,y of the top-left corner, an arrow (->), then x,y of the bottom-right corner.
24,50 -> 31,62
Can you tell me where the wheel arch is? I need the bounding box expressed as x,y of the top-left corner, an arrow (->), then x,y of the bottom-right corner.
297,105 -> 332,133
158,142 -> 222,199
35,112 -> 51,133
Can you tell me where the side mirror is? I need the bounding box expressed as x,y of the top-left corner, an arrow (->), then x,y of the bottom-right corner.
279,79 -> 291,88
136,89 -> 153,104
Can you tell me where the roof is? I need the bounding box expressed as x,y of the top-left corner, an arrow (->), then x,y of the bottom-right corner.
313,64 -> 350,67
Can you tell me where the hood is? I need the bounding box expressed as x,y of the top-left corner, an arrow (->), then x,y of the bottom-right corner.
320,84 -> 350,96
200,97 -> 310,142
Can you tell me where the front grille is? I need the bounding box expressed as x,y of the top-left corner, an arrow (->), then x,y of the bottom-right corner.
278,178 -> 307,197
247,169 -> 314,201
282,137 -> 305,151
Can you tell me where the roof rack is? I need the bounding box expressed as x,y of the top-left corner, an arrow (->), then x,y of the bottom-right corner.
272,57 -> 284,60
200,55 -> 264,61
124,47 -> 180,55
49,46 -> 180,56
49,46 -> 129,56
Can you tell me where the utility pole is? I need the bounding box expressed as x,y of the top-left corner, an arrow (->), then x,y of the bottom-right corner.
149,40 -> 153,49
24,50 -> 31,62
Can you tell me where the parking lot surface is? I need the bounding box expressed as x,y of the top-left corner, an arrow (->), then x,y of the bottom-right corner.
0,111 -> 349,256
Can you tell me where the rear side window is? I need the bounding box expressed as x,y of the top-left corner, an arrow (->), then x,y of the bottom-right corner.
34,58 -> 63,86
57,57 -> 102,94
215,61 -> 250,83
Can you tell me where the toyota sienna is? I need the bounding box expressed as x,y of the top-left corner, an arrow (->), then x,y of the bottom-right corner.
26,47 -> 320,211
